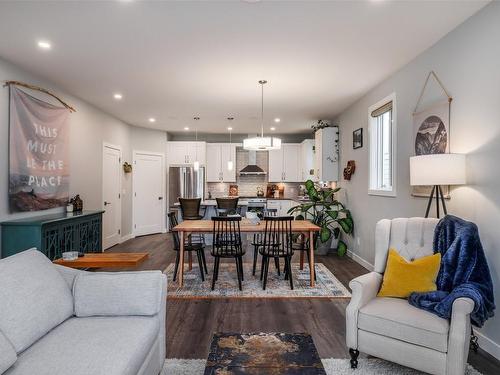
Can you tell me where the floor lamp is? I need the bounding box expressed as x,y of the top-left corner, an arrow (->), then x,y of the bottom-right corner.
410,154 -> 466,218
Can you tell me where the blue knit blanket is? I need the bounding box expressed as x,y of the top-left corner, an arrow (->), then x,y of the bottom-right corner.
409,215 -> 495,327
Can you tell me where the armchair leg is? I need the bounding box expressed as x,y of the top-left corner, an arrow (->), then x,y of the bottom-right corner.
471,333 -> 479,353
349,348 -> 359,369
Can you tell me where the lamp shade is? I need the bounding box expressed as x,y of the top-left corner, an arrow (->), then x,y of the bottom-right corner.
410,153 -> 466,186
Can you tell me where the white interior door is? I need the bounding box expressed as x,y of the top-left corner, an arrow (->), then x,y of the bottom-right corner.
133,151 -> 165,236
102,143 -> 122,249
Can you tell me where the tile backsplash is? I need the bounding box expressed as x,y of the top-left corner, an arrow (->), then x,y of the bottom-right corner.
207,148 -> 302,198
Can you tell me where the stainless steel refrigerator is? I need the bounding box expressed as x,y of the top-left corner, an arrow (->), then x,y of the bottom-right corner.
168,166 -> 205,207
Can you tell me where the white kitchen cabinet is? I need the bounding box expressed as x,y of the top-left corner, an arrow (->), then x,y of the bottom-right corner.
206,143 -> 236,182
300,139 -> 317,182
268,144 -> 301,182
266,199 -> 296,216
314,127 -> 339,182
167,142 -> 206,165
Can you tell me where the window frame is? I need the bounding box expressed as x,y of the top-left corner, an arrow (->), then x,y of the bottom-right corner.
368,93 -> 397,197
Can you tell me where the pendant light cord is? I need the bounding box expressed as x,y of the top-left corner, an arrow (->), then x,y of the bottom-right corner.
260,81 -> 265,138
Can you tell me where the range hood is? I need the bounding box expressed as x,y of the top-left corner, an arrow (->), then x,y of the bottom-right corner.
239,150 -> 266,175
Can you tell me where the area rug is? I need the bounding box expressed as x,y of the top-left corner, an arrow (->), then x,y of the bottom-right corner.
165,263 -> 351,298
162,358 -> 483,375
205,332 -> 325,374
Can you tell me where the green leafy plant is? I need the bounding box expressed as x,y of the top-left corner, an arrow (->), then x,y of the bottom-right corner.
288,180 -> 353,256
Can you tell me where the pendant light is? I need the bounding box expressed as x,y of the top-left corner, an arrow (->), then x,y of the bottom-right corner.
193,117 -> 200,171
243,80 -> 281,151
227,117 -> 234,171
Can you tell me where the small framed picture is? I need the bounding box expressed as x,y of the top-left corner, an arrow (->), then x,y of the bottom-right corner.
353,128 -> 363,149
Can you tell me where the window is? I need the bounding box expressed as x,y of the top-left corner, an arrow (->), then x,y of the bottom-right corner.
369,93 -> 396,196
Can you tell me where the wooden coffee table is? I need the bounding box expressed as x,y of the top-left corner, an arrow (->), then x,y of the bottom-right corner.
53,252 -> 148,269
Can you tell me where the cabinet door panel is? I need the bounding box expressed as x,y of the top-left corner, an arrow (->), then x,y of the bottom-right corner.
167,142 -> 188,164
268,149 -> 283,182
221,144 -> 236,182
206,144 -> 222,182
283,144 -> 301,182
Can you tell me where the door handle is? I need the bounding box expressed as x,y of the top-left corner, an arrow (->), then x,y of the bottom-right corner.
158,197 -> 163,200
104,201 -> 111,206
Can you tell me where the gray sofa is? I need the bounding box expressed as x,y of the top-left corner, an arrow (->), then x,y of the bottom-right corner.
0,249 -> 167,375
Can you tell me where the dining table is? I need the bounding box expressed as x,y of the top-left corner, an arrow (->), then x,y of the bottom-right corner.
172,218 -> 321,287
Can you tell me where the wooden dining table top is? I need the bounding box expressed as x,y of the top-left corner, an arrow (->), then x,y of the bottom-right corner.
172,218 -> 320,233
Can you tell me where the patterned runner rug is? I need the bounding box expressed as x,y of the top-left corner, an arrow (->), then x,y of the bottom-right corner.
165,263 -> 351,298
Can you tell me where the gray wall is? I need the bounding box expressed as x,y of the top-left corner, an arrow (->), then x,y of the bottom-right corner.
336,2 -> 500,355
0,57 -> 168,253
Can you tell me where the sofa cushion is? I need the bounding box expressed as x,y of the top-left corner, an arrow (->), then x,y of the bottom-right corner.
73,271 -> 164,317
358,297 -> 449,352
5,316 -> 159,375
0,330 -> 17,374
0,249 -> 74,353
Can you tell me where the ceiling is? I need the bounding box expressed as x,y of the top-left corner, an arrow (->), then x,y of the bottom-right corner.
0,0 -> 488,134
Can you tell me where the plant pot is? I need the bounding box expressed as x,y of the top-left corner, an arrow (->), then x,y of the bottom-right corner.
316,238 -> 332,255
329,237 -> 339,254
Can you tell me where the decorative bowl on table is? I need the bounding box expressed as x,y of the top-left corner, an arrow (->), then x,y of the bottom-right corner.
245,211 -> 260,225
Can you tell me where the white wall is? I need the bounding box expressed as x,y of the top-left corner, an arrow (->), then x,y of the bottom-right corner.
336,2 -> 500,357
0,57 -> 167,252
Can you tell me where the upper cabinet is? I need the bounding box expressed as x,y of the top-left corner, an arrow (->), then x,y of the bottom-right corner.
268,144 -> 301,182
300,139 -> 316,182
315,127 -> 339,182
206,143 -> 237,182
167,142 -> 206,165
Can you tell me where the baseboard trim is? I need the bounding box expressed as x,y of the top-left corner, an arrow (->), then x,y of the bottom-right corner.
346,250 -> 374,271
475,330 -> 500,361
120,233 -> 135,243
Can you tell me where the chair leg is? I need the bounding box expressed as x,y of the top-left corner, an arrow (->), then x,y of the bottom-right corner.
252,245 -> 259,276
235,257 -> 242,291
260,255 -> 266,280
284,257 -> 289,280
300,251 -> 304,270
196,250 -> 205,282
173,252 -> 180,282
211,257 -> 219,291
263,256 -> 270,290
349,348 -> 359,369
287,256 -> 294,290
201,250 -> 208,274
238,256 -> 244,281
275,257 -> 280,276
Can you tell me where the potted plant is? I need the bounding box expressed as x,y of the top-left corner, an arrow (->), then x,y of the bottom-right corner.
288,180 -> 353,256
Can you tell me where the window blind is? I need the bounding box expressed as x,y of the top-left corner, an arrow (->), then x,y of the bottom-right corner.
370,101 -> 393,118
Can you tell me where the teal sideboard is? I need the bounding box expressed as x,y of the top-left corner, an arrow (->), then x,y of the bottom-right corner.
1,210 -> 104,260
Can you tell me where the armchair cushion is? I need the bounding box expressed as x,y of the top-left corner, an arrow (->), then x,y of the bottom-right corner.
73,271 -> 164,317
378,249 -> 441,298
359,297 -> 449,352
0,330 -> 17,374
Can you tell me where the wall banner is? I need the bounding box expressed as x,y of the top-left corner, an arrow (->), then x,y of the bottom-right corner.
9,86 -> 70,212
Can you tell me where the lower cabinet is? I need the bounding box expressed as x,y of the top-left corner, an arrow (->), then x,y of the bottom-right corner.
1,210 -> 104,260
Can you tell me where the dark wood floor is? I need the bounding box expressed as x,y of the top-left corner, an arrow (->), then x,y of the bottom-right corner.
107,232 -> 500,374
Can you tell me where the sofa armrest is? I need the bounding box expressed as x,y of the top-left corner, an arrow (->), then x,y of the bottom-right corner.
73,271 -> 166,317
0,330 -> 17,374
446,297 -> 474,375
346,272 -> 383,349
54,264 -> 86,289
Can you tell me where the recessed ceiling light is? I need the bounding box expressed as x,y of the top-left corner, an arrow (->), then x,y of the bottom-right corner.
37,40 -> 51,50
113,93 -> 123,100
148,117 -> 156,123
184,127 -> 190,131
227,127 -> 233,131
270,127 -> 276,131
274,118 -> 281,123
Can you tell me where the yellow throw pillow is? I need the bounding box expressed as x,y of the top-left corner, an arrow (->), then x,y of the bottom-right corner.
377,249 -> 441,298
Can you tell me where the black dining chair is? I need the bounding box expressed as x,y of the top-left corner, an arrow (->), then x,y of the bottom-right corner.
259,216 -> 295,290
211,216 -> 245,291
168,212 -> 208,281
251,208 -> 277,276
292,231 -> 318,282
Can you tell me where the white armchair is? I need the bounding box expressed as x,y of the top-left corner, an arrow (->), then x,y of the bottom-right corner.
346,218 -> 474,375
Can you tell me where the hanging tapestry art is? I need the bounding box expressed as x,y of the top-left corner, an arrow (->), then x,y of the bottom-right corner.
9,86 -> 70,212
